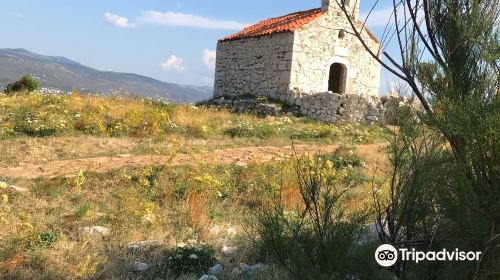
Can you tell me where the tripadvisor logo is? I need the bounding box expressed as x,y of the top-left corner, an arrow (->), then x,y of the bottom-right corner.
375,244 -> 482,267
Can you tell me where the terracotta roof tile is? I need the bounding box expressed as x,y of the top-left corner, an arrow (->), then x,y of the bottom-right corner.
219,8 -> 325,42
219,8 -> 379,45
356,22 -> 380,45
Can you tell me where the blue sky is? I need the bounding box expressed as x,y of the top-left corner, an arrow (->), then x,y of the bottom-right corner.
0,0 -> 395,91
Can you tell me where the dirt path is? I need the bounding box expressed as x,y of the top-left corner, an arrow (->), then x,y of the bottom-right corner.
0,144 -> 384,179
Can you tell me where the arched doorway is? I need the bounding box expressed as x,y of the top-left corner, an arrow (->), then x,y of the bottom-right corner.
328,63 -> 347,94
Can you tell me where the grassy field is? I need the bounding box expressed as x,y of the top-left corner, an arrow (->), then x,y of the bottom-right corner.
0,92 -> 391,279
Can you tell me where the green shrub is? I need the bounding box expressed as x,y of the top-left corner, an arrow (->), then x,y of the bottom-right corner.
372,106 -> 500,278
224,120 -> 276,139
4,74 -> 39,94
290,126 -> 336,140
320,145 -> 363,169
74,203 -> 91,219
160,244 -> 216,276
255,154 -> 385,280
13,107 -> 70,137
36,231 -> 59,248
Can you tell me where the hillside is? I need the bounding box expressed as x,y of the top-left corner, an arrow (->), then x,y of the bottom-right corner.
0,93 -> 390,279
0,49 -> 212,103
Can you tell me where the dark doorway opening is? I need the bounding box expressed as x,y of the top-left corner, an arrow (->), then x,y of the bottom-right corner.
328,63 -> 347,94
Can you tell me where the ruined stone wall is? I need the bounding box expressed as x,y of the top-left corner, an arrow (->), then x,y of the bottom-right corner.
287,10 -> 381,102
213,33 -> 294,98
295,91 -> 385,123
210,92 -> 418,125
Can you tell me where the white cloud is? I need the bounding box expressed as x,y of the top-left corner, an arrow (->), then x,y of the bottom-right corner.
140,11 -> 248,30
202,49 -> 216,70
104,12 -> 136,28
161,55 -> 185,72
359,8 -> 393,28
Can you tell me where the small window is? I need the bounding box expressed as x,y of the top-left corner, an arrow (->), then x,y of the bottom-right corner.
338,31 -> 346,39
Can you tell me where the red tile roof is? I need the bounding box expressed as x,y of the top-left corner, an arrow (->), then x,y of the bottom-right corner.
356,22 -> 380,45
219,8 -> 380,45
219,8 -> 325,42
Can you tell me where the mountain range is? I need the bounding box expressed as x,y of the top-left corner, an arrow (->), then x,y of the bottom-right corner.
0,49 -> 213,103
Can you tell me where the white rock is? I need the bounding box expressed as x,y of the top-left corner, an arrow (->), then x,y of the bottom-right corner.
128,240 -> 162,251
209,225 -> 222,236
207,264 -> 224,278
359,221 -> 388,245
222,245 -> 238,256
133,261 -> 149,272
82,226 -> 111,236
250,263 -> 268,273
226,227 -> 237,236
0,181 -> 28,192
141,214 -> 154,224
199,275 -> 218,280
238,263 -> 251,277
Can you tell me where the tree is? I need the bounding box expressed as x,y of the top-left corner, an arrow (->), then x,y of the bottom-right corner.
4,74 -> 40,94
334,0 -> 499,278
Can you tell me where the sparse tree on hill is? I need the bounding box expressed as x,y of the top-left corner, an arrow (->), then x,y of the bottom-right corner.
4,74 -> 40,94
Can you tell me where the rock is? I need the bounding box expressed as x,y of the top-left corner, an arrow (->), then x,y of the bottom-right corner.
233,263 -> 268,278
209,225 -> 222,236
133,261 -> 149,272
222,245 -> 238,256
239,263 -> 253,278
207,264 -> 224,278
226,227 -> 237,236
83,226 -> 111,236
250,263 -> 267,274
199,275 -> 218,280
128,240 -> 162,252
230,267 -> 242,278
141,214 -> 154,223
359,221 -> 388,245
0,181 -> 28,192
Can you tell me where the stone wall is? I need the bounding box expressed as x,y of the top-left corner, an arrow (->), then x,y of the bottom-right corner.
294,91 -> 385,124
209,92 -> 418,125
288,9 -> 381,99
214,33 -> 294,98
214,3 -> 382,103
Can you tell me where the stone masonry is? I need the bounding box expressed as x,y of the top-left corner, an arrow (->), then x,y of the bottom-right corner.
214,0 -> 381,104
210,92 -> 419,125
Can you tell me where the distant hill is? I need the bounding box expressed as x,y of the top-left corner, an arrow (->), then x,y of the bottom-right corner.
0,48 -> 213,103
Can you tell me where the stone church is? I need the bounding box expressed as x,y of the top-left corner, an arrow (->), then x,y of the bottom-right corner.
213,0 -> 381,105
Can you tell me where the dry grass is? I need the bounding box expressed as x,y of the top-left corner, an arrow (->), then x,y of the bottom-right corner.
0,93 -> 392,279
0,152 -> 388,279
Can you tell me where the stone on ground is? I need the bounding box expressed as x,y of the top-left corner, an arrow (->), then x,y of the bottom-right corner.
207,263 -> 224,278
133,261 -> 149,272
199,275 -> 218,280
82,226 -> 111,236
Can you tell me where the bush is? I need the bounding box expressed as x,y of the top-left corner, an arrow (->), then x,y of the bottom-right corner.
254,154 -> 385,280
372,106 -> 500,279
160,244 -> 216,276
4,74 -> 39,94
11,94 -> 71,137
0,93 -> 171,138
224,120 -> 276,139
289,126 -> 336,140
